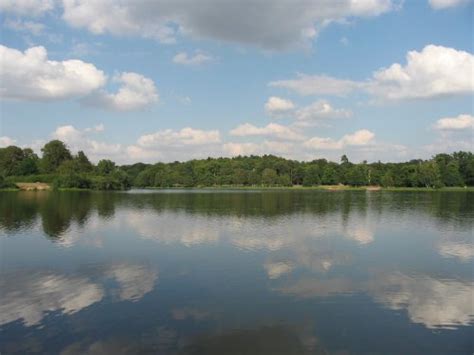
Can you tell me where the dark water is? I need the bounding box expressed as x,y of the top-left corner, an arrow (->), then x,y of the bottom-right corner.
0,190 -> 473,354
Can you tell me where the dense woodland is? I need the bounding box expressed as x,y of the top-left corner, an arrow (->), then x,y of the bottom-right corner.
0,139 -> 473,190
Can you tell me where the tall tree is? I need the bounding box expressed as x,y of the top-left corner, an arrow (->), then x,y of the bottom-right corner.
40,140 -> 72,173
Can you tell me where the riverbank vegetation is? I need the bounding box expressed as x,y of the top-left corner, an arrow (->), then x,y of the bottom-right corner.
1,140 -> 473,190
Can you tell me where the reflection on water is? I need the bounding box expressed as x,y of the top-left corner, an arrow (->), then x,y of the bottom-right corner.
0,190 -> 473,354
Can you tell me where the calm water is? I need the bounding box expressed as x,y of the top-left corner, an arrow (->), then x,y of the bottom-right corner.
0,190 -> 473,354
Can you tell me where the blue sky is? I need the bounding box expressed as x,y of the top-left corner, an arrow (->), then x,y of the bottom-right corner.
0,0 -> 472,163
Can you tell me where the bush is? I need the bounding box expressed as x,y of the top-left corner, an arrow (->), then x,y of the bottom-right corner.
54,174 -> 91,189
0,175 -> 16,189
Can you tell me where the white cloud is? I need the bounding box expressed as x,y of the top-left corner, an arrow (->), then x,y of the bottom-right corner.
270,45 -> 474,101
342,129 -> 375,146
0,0 -> 54,16
172,51 -> 214,66
264,96 -> 295,117
61,0 -> 397,50
4,19 -> 46,35
222,142 -> 261,156
52,125 -> 122,162
269,74 -> 360,96
434,114 -> 474,130
137,127 -> 221,148
294,100 -> 352,126
428,0 -> 471,9
369,45 -> 474,100
127,127 -> 223,162
82,72 -> 159,111
0,136 -> 16,147
0,45 -> 106,101
304,129 -> 375,150
85,123 -> 105,133
230,123 -> 305,141
222,140 -> 295,157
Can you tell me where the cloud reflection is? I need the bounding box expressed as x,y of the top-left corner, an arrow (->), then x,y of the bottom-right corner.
105,263 -> 158,302
0,272 -> 104,326
370,273 -> 474,329
0,263 -> 158,327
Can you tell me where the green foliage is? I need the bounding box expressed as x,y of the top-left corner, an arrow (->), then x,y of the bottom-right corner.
0,146 -> 39,176
261,168 -> 278,186
97,159 -> 116,175
381,171 -> 395,187
346,165 -> 369,186
3,139 -> 473,190
40,140 -> 72,173
303,165 -> 321,186
76,151 -> 93,172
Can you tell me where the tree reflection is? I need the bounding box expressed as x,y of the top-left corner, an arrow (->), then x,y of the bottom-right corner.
0,190 -> 472,240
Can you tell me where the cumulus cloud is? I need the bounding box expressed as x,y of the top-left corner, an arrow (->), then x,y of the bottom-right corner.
428,0 -> 471,9
222,140 -> 295,157
52,125 -> 122,162
270,45 -> 474,101
294,100 -> 352,126
137,127 -> 221,147
127,127 -> 222,162
60,0 -> 397,50
85,123 -> 105,133
270,74 -> 360,96
172,51 -> 214,66
368,45 -> 474,100
0,136 -> 16,147
433,114 -> 474,130
304,129 -> 375,150
230,123 -> 305,141
0,45 -> 106,101
82,72 -> 159,111
264,96 -> 295,117
0,0 -> 54,16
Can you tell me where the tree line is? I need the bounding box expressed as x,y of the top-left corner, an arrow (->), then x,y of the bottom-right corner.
0,140 -> 130,190
0,139 -> 473,190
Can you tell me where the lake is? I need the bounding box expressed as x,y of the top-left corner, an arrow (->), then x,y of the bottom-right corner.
0,190 -> 473,354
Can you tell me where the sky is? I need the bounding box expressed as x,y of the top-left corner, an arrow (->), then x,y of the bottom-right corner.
0,0 -> 473,164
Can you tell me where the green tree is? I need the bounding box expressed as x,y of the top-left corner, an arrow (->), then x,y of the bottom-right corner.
381,171 -> 395,187
303,165 -> 321,186
97,159 -> 116,175
340,155 -> 349,165
76,151 -> 93,172
453,151 -> 474,186
346,165 -> 368,186
0,146 -> 21,176
417,161 -> 443,188
321,165 -> 338,185
261,168 -> 278,186
40,140 -> 72,173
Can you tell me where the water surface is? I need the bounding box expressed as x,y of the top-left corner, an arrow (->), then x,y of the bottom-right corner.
1,190 -> 473,354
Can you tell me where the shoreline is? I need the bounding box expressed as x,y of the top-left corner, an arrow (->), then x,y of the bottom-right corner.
2,186 -> 473,192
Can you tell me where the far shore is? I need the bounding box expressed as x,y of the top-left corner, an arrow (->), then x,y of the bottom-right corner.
2,184 -> 473,192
